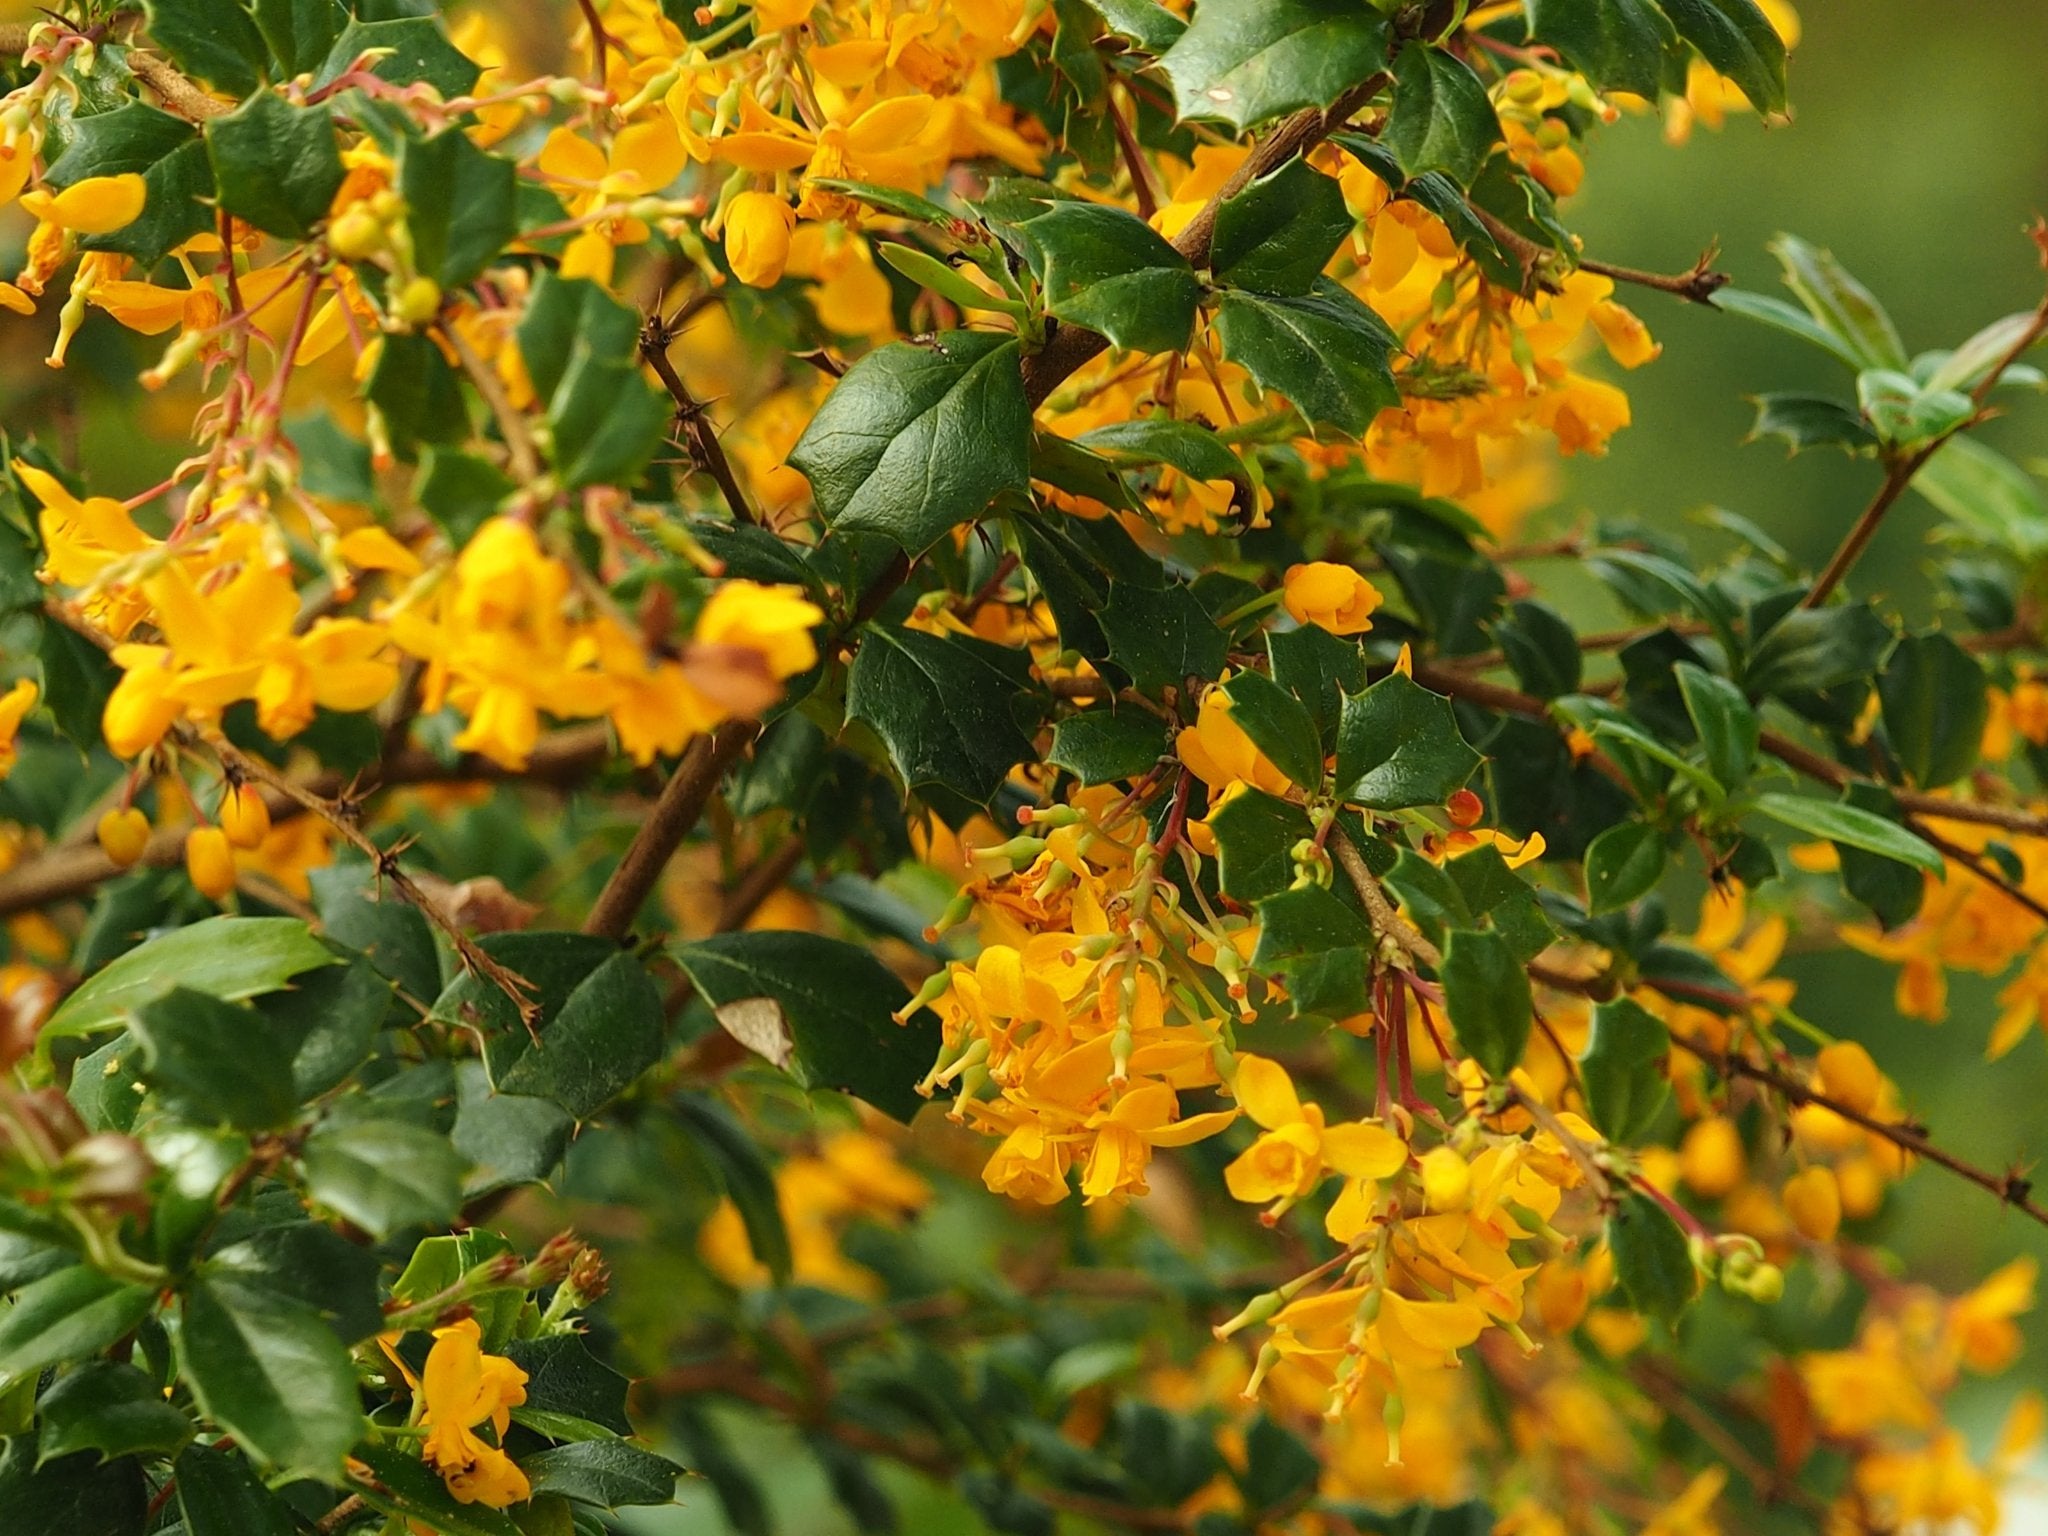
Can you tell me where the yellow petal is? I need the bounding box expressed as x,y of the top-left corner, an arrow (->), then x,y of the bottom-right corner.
1231,1054 -> 1302,1131
1321,1119 -> 1408,1180
34,174 -> 148,235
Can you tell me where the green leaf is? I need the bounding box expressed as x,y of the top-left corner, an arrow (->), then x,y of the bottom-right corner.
176,1276 -> 366,1483
130,987 -> 299,1131
256,958 -> 391,1102
0,1269 -> 154,1391
347,1445 -> 521,1536
513,274 -> 671,491
317,16 -> 482,97
1878,632 -> 1988,790
1221,670 -> 1324,789
1675,662 -> 1759,788
1660,0 -> 1787,113
1085,0 -> 1187,51
1913,437 -> 2048,557
1209,156 -> 1354,295
1017,202 -> 1198,353
1209,788 -> 1315,903
1333,672 -> 1481,810
1768,234 -> 1906,371
298,1119 -> 464,1237
1493,599 -> 1582,700
1606,1191 -> 1695,1325
1158,0 -> 1391,130
491,952 -> 666,1121
1384,43 -> 1501,187
417,448 -> 513,545
1748,393 -> 1878,455
451,1061 -> 573,1200
1525,0 -> 1674,98
42,916 -> 336,1047
1077,418 -> 1248,487
1097,581 -> 1229,691
207,1222 -> 383,1345
81,137 -> 218,266
251,0 -> 350,76
174,1443 -> 299,1536
1834,783 -> 1925,930
0,1440 -> 146,1535
43,103 -> 195,185
1440,928 -> 1530,1081
503,1338 -> 633,1438
1744,604 -> 1892,697
1578,998 -> 1671,1143
1750,792 -> 1942,874
848,625 -> 1034,808
36,1363 -> 193,1466
1583,822 -> 1666,915
877,243 -> 1025,317
1857,368 -> 1973,447
1250,885 -> 1370,1019
1443,844 -> 1555,962
431,931 -> 615,1040
1047,709 -> 1170,785
400,128 -> 516,288
390,1234 -> 520,1349
1713,289 -> 1865,368
522,1441 -> 682,1509
205,93 -> 344,240
1924,310 -> 2047,394
675,1092 -> 790,1284
670,932 -> 940,1122
309,866 -> 440,1005
789,332 -> 1030,554
36,621 -> 119,752
145,0 -> 270,94
368,332 -> 471,461
1213,279 -> 1399,438
1268,624 -> 1364,742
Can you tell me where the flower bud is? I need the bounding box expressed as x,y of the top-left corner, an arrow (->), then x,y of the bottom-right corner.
1419,1146 -> 1471,1211
97,806 -> 151,868
394,274 -> 442,326
723,191 -> 795,288
1678,1115 -> 1745,1200
1782,1166 -> 1843,1243
218,784 -> 272,850
185,826 -> 238,902
328,205 -> 385,260
1815,1040 -> 1881,1116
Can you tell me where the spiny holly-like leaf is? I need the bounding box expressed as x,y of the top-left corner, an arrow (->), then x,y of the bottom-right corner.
1212,280 -> 1399,438
1578,997 -> 1672,1143
1158,0 -> 1391,131
1333,672 -> 1482,810
1440,928 -> 1530,1081
1209,155 -> 1355,295
846,625 -> 1036,809
1661,0 -> 1789,114
1525,0 -> 1676,99
1018,202 -> 1199,354
1383,42 -> 1502,187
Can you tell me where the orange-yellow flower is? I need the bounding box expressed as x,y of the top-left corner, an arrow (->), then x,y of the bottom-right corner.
419,1318 -> 531,1508
1282,562 -> 1382,635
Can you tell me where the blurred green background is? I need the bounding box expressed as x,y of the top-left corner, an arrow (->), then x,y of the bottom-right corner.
1554,0 -> 2048,1443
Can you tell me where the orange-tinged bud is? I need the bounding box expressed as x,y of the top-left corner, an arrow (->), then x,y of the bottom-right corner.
1281,561 -> 1381,635
97,807 -> 151,868
1679,1116 -> 1746,1199
1782,1166 -> 1842,1243
1815,1040 -> 1881,1116
185,826 -> 238,902
219,785 -> 272,850
725,191 -> 795,288
1445,788 -> 1483,828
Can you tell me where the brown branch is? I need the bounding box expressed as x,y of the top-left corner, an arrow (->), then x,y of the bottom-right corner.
715,835 -> 804,932
640,313 -> 759,526
1107,87 -> 1162,221
1328,823 -> 1439,967
128,51 -> 230,121
1667,1032 -> 2048,1231
583,720 -> 759,942
314,1493 -> 367,1534
1803,278 -> 2048,608
1472,207 -> 1727,304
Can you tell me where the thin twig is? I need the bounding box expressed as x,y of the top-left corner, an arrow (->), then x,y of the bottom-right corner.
314,1494 -> 367,1534
127,50 -> 229,120
1107,86 -> 1162,221
640,312 -> 759,526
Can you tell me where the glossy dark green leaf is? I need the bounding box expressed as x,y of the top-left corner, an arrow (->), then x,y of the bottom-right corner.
1085,0 -> 1187,51
1157,0 -> 1391,130
207,1222 -> 383,1345
1440,927 -> 1529,1081
1578,997 -> 1671,1143
1268,624 -> 1365,743
1713,288 -> 1864,367
847,625 -> 1035,807
255,958 -> 391,1103
0,1269 -> 154,1391
491,952 -> 667,1120
1583,822 -> 1666,915
1209,156 -> 1354,294
1098,580 -> 1230,691
176,1276 -> 365,1482
317,17 -> 482,96
1606,1191 -> 1696,1325
299,1118 -> 464,1237
1047,709 -> 1170,785
43,103 -> 194,185
513,274 -> 670,491
368,332 -> 471,460
503,1336 -> 634,1438
450,1061 -> 573,1200
204,93 -> 344,240
175,1443 -> 299,1536
1675,662 -> 1759,788
670,932 -> 941,1122
43,916 -> 335,1047
1525,0 -> 1675,98
0,1440 -> 146,1535
347,1445 -> 520,1536
37,621 -> 118,752
252,0 -> 350,75
1334,672 -> 1481,810
1250,885 -> 1371,1019
1744,603 -> 1891,697
1213,279 -> 1399,438
1661,0 -> 1787,113
1220,670 -> 1325,789
309,865 -> 440,1002
431,931 -> 615,1040
1209,788 -> 1315,903
1384,43 -> 1501,187
400,128 -> 516,288
145,0 -> 269,94
1878,632 -> 1988,789
1748,392 -> 1877,455
1077,418 -> 1248,487
416,448 -> 513,544
673,1093 -> 791,1286
36,1363 -> 193,1466
1768,233 -> 1905,370
1493,600 -> 1582,699
1750,793 -> 1943,874
790,332 -> 1030,554
1442,844 -> 1555,962
1018,202 -> 1199,353
1834,783 -> 1925,929
522,1441 -> 682,1509
130,987 -> 299,1130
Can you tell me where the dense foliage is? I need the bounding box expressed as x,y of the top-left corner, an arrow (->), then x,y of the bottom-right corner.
0,0 -> 2045,1532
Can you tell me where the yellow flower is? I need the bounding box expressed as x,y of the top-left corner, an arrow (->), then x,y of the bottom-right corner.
1222,1055 -> 1407,1228
19,174 -> 147,236
96,806 -> 151,868
419,1318 -> 531,1509
1781,1165 -> 1841,1242
0,679 -> 35,778
723,190 -> 797,288
1948,1257 -> 2035,1374
1282,562 -> 1382,635
1177,681 -> 1292,796
185,826 -> 238,903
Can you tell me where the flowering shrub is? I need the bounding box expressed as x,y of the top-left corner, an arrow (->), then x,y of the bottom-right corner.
0,0 -> 2043,1532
